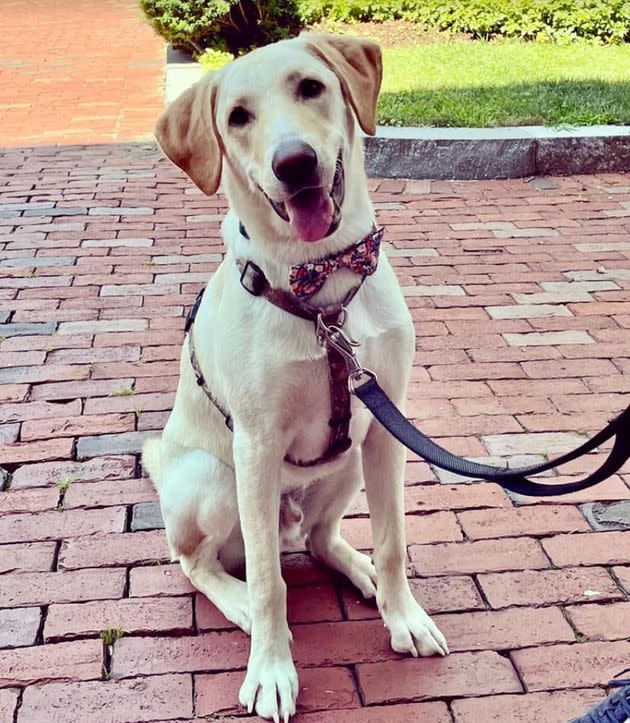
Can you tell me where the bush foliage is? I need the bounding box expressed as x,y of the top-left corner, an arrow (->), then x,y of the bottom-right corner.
141,0 -> 630,55
139,0 -> 301,55
298,0 -> 630,44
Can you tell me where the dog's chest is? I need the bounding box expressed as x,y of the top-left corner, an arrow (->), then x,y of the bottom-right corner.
283,356 -> 370,464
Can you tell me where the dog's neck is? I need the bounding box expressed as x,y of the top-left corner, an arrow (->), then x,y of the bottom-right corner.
222,142 -> 376,307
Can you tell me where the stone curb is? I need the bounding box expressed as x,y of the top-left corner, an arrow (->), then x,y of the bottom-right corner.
165,51 -> 630,180
365,125 -> 630,180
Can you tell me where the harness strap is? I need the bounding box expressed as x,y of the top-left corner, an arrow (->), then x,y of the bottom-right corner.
184,264 -> 357,467
236,258 -> 355,466
354,376 -> 630,497
187,301 -> 233,431
238,259 -> 318,322
292,340 -> 352,467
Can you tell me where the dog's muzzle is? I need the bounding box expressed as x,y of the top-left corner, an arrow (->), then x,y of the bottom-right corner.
265,152 -> 345,238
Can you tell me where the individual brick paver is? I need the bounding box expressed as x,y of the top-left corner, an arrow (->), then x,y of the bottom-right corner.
0,638 -> 103,687
512,640 -> 630,691
18,675 -> 193,723
1,141 -> 629,721
195,667 -> 360,717
451,689 -> 604,723
44,596 -> 194,641
0,1 -> 164,146
566,601 -> 630,642
0,607 -> 40,648
357,651 -> 523,704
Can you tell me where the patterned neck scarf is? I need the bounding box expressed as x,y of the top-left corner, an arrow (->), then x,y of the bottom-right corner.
289,227 -> 383,301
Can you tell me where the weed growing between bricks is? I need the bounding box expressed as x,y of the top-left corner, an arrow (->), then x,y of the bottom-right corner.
55,477 -> 73,511
101,628 -> 124,681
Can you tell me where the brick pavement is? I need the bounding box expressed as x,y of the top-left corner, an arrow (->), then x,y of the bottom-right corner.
0,0 -> 164,146
0,144 -> 629,722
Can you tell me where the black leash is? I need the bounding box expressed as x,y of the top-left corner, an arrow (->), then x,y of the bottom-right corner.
353,375 -> 630,496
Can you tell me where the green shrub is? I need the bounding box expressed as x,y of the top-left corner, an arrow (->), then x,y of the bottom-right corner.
297,0 -> 402,24
297,0 -> 630,44
140,0 -> 302,56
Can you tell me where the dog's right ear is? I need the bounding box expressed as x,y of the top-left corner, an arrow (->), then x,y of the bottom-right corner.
155,75 -> 222,196
302,33 -> 382,136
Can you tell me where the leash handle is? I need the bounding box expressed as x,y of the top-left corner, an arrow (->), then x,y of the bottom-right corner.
354,377 -> 630,497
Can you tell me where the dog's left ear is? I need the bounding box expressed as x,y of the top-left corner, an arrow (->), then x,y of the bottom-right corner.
302,32 -> 382,136
155,73 -> 222,195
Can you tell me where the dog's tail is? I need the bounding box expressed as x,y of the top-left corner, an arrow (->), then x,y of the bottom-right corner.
142,437 -> 162,492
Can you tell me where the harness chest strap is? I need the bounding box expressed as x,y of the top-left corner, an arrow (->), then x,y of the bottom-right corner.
185,261 -> 358,467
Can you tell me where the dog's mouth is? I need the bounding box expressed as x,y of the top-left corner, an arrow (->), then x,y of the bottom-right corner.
265,154 -> 344,243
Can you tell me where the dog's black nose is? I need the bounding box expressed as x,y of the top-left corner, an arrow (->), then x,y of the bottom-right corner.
272,141 -> 318,188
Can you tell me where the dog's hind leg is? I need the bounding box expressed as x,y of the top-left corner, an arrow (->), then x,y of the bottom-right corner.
158,446 -> 250,633
302,451 -> 377,599
180,538 -> 250,634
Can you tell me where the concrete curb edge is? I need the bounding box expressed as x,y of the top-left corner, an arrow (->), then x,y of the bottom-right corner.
365,126 -> 630,180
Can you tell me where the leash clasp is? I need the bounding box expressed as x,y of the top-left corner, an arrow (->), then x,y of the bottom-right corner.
316,309 -> 360,372
315,310 -> 377,391
347,368 -> 377,393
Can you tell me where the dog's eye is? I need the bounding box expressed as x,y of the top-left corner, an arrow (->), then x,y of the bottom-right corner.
298,78 -> 324,100
228,106 -> 252,127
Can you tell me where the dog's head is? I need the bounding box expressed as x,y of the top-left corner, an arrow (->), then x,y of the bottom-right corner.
156,33 -> 382,244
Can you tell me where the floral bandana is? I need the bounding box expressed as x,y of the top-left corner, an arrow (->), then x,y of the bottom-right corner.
289,227 -> 384,301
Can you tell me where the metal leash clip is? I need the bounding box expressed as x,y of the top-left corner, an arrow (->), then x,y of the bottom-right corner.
315,310 -> 377,393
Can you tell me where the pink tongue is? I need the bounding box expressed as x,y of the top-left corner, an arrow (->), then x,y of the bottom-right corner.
285,188 -> 333,243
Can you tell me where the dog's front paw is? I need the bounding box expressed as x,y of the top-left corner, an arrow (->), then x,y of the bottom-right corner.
346,550 -> 378,599
383,599 -> 449,658
239,647 -> 298,722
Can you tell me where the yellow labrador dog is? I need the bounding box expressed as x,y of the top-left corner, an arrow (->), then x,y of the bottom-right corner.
143,32 -> 447,722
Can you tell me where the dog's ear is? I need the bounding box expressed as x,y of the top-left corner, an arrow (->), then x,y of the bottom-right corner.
155,75 -> 222,195
302,32 -> 382,136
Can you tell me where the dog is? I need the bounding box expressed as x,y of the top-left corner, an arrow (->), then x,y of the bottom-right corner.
142,32 -> 448,722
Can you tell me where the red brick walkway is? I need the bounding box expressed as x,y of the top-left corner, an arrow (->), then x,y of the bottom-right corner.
0,144 -> 629,722
0,1 -> 164,147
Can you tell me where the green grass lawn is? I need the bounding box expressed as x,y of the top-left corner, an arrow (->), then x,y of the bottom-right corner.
200,39 -> 630,128
379,40 -> 630,127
